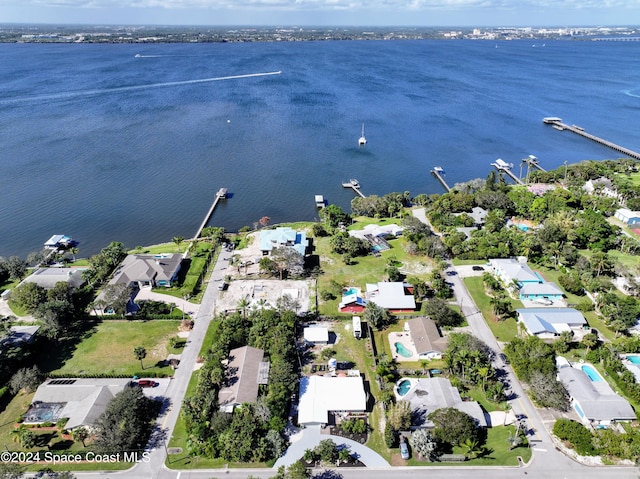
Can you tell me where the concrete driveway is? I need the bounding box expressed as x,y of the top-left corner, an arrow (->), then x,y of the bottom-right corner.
134,288 -> 200,318
274,425 -> 390,469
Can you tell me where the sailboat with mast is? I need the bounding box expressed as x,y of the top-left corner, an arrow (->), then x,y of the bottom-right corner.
358,123 -> 367,146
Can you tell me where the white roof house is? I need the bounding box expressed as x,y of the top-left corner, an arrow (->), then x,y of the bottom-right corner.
365,282 -> 416,311
23,267 -> 86,290
489,258 -> 541,286
557,363 -> 635,425
297,375 -> 367,426
348,223 -> 403,240
517,308 -> 586,338
303,327 -> 329,344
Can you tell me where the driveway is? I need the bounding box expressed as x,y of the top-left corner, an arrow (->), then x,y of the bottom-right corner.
134,288 -> 200,318
274,425 -> 390,469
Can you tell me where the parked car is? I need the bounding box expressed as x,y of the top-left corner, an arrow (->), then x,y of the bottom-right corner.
472,265 -> 484,271
137,379 -> 158,388
400,440 -> 410,460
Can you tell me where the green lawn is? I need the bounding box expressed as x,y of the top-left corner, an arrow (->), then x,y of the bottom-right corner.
315,219 -> 435,316
463,277 -> 518,343
52,320 -> 180,377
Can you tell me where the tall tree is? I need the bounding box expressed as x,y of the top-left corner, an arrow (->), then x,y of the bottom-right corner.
133,346 -> 147,370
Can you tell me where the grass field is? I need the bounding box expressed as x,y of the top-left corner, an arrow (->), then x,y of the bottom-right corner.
463,277 -> 519,343
315,217 -> 436,317
52,320 -> 181,377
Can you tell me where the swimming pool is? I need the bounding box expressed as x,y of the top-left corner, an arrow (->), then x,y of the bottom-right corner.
394,342 -> 413,358
397,379 -> 412,396
581,365 -> 603,382
627,355 -> 640,365
343,287 -> 359,296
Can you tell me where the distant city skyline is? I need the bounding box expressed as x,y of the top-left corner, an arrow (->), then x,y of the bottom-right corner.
1,0 -> 639,27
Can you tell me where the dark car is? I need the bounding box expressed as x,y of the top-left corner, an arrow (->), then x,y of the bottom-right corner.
137,379 -> 158,388
472,265 -> 484,271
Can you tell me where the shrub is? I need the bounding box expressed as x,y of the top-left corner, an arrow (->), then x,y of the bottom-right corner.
553,419 -> 596,456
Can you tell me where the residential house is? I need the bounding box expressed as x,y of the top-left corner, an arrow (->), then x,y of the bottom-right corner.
557,359 -> 635,426
348,223 -> 403,240
218,346 -> 270,413
516,308 -> 587,338
614,208 -> 640,226
259,227 -> 308,256
297,374 -> 367,426
28,378 -> 132,429
23,267 -> 85,291
583,177 -> 620,199
398,377 -> 487,429
489,258 -> 541,287
365,282 -> 416,313
518,282 -> 564,303
109,253 -> 183,289
338,292 -> 367,313
406,318 -> 447,360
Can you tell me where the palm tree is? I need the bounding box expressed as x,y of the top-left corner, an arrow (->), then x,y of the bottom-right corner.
172,236 -> 185,251
133,346 -> 147,370
237,297 -> 250,319
477,366 -> 490,392
71,426 -> 89,447
68,246 -> 79,263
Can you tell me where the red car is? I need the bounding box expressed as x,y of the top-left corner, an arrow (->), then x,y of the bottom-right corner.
137,379 -> 158,388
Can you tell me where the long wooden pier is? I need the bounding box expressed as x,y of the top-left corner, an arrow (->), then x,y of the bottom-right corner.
491,159 -> 525,185
194,188 -> 228,239
430,167 -> 451,192
543,117 -> 640,160
342,179 -> 365,198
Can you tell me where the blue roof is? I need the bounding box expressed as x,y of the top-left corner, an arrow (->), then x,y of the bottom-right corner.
259,227 -> 308,255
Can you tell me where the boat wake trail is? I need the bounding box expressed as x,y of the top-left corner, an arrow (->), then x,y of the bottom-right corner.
0,71 -> 282,106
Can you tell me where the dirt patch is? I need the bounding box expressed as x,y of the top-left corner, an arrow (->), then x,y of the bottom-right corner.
216,279 -> 311,314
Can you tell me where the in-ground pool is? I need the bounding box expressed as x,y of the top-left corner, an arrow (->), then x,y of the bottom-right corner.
581,365 -> 603,382
394,342 -> 413,358
397,379 -> 412,396
627,355 -> 640,365
343,287 -> 359,296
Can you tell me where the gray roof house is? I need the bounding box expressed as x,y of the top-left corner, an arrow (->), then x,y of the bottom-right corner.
28,378 -> 131,429
23,267 -> 86,290
406,317 -> 447,360
557,361 -> 635,425
365,282 -> 416,312
399,377 -> 487,429
219,346 -> 270,413
489,258 -> 541,286
517,308 -> 586,338
109,253 -> 183,288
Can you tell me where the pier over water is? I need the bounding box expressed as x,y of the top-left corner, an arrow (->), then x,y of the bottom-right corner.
193,188 -> 228,240
342,179 -> 366,198
430,167 -> 451,192
543,117 -> 640,160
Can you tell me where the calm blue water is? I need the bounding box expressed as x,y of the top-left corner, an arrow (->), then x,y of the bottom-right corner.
581,365 -> 603,382
2,40 -> 640,258
395,342 -> 413,358
397,379 -> 412,396
627,355 -> 640,365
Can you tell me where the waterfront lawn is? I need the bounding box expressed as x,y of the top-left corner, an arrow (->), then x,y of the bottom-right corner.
463,276 -> 518,343
50,320 -> 179,377
315,223 -> 435,317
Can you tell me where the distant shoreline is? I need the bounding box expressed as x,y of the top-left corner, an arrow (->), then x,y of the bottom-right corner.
1,24 -> 639,44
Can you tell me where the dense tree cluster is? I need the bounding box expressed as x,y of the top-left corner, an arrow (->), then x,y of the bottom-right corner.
350,192 -> 409,218
183,307 -> 298,462
82,241 -> 127,286
504,336 -> 568,410
92,385 -> 159,454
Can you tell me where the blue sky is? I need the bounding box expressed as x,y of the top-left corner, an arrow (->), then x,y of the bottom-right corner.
1,0 -> 638,26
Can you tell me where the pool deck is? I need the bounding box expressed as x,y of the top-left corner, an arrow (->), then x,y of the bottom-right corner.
387,331 -> 419,362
